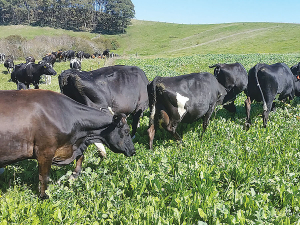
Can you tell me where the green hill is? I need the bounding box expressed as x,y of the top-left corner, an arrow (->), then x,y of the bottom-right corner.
113,20 -> 300,57
0,20 -> 300,58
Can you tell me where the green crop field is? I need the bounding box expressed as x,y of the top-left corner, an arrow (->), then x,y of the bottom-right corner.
1,21 -> 300,224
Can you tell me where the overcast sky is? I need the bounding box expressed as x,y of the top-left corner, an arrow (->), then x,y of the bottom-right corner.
131,0 -> 300,24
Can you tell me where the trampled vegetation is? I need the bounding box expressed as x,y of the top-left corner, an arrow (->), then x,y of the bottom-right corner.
0,53 -> 300,224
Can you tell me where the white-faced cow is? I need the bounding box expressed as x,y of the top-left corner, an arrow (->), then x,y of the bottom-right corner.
209,63 -> 248,113
11,61 -> 57,90
0,89 -> 135,199
147,73 -> 226,150
70,58 -> 81,70
4,58 -> 14,73
58,66 -> 149,145
245,63 -> 300,129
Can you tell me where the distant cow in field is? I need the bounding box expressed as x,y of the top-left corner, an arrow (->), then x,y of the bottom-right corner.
70,58 -> 81,70
11,61 -> 57,90
76,51 -> 84,61
209,63 -> 248,113
58,65 -> 149,143
0,53 -> 5,62
245,63 -> 300,129
4,58 -> 14,73
42,54 -> 56,66
25,56 -> 35,63
147,73 -> 226,149
0,89 -> 135,199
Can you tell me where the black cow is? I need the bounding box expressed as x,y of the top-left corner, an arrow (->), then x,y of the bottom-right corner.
4,58 -> 14,73
59,65 -> 149,141
0,89 -> 135,198
42,54 -> 56,66
147,73 -> 227,150
83,52 -> 91,59
209,63 -> 248,113
245,63 -> 300,129
11,61 -> 57,90
290,62 -> 300,77
70,58 -> 81,70
103,49 -> 110,57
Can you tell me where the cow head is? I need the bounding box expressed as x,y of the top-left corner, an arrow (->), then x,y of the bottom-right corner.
294,74 -> 300,97
101,113 -> 135,157
38,61 -> 57,76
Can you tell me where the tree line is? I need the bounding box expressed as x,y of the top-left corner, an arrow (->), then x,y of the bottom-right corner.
0,0 -> 135,34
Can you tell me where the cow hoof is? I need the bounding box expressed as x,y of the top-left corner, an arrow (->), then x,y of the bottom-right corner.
244,123 -> 251,131
98,151 -> 107,159
39,193 -> 49,200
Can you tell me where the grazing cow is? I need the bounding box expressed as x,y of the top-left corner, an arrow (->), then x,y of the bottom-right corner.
76,51 -> 84,61
83,52 -> 91,59
11,61 -> 57,90
42,54 -> 56,66
0,53 -> 5,62
0,89 -> 135,199
4,58 -> 14,73
70,58 -> 81,70
103,49 -> 110,57
147,73 -> 226,150
58,65 -> 149,140
25,56 -> 35,63
245,63 -> 300,129
209,63 -> 248,113
290,62 -> 300,77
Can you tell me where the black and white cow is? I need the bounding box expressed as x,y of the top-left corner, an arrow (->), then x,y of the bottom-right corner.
4,58 -> 14,73
147,73 -> 227,149
70,58 -> 81,70
58,65 -> 149,150
11,61 -> 57,90
25,56 -> 35,64
245,63 -> 300,129
209,63 -> 248,113
0,53 -> 5,63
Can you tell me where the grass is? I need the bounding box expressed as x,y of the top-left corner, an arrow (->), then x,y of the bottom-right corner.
1,53 -> 300,224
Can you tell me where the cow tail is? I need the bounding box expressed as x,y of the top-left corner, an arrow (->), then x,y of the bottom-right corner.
254,64 -> 267,111
148,76 -> 159,126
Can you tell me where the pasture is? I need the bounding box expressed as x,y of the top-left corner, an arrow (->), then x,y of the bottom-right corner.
0,53 -> 300,224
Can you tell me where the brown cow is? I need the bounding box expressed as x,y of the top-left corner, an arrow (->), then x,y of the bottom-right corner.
0,90 -> 135,199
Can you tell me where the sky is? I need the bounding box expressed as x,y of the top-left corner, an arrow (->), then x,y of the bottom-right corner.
131,0 -> 300,25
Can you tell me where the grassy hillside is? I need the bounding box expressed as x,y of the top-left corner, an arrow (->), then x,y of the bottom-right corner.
113,20 -> 300,57
1,21 -> 300,58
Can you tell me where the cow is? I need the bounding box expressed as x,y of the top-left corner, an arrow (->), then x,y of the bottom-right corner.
58,65 -> 149,143
103,49 -> 110,57
4,58 -> 14,73
0,53 -> 5,62
209,63 -> 248,113
11,61 -> 57,90
245,63 -> 300,129
25,56 -> 35,63
147,73 -> 227,150
290,62 -> 300,77
0,89 -> 135,199
83,52 -> 91,59
76,51 -> 84,61
42,54 -> 56,66
70,58 -> 81,70
62,50 -> 76,61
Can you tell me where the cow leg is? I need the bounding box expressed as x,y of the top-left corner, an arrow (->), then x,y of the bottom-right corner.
70,155 -> 84,179
131,109 -> 142,138
37,156 -> 53,199
147,124 -> 156,150
262,100 -> 273,128
223,101 -> 236,113
200,104 -> 215,139
244,97 -> 252,130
